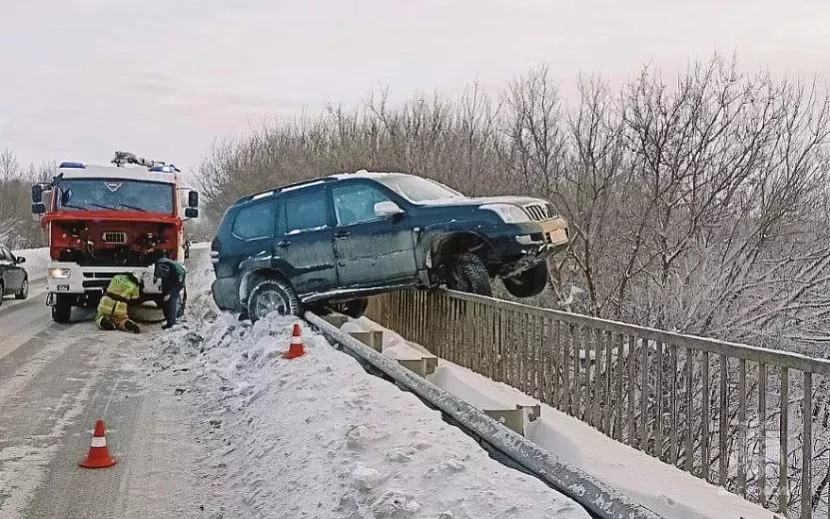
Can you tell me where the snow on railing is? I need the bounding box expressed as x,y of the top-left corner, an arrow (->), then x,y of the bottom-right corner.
366,289 -> 829,519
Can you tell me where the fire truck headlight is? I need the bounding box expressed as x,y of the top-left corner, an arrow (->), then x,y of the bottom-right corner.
48,268 -> 71,279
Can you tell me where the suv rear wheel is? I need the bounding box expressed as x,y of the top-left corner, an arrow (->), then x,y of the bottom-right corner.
502,262 -> 549,298
247,279 -> 300,322
446,253 -> 492,297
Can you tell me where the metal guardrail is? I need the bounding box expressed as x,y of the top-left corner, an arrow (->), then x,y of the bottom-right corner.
366,289 -> 822,519
304,310 -> 664,519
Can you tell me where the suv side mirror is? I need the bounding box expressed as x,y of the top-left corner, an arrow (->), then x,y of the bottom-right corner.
32,202 -> 46,215
31,185 -> 43,203
184,207 -> 199,218
374,201 -> 404,218
16,256 -> 25,264
188,191 -> 199,208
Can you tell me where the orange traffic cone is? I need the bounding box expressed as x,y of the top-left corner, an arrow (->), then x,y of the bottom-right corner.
284,323 -> 305,359
79,419 -> 117,469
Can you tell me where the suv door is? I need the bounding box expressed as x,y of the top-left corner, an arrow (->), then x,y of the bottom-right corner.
275,187 -> 338,295
330,181 -> 418,287
225,198 -> 278,282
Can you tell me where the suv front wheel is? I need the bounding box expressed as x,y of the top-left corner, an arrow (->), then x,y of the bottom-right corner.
502,262 -> 549,298
247,279 -> 300,322
446,253 -> 493,297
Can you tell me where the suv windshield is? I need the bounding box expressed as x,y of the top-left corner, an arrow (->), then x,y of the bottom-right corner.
55,179 -> 175,214
375,175 -> 463,203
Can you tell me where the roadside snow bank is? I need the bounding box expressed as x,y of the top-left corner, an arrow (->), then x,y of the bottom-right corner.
152,301 -> 591,517
343,318 -> 776,519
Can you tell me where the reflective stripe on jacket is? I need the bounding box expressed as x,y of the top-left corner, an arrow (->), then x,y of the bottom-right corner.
96,274 -> 140,320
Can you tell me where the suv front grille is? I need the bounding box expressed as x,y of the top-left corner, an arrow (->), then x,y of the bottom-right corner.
523,204 -> 551,222
102,232 -> 127,244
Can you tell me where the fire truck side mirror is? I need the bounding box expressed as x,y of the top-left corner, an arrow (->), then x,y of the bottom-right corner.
184,207 -> 199,219
31,185 -> 43,203
188,191 -> 199,208
32,202 -> 46,215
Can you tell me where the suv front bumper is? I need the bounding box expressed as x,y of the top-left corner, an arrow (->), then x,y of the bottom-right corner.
46,262 -> 163,296
491,217 -> 569,277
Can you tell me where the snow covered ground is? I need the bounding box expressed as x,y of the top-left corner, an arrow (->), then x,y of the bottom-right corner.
341,319 -> 778,519
142,255 -> 592,518
0,246 -> 775,517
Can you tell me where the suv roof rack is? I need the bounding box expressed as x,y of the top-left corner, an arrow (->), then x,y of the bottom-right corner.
237,177 -> 338,204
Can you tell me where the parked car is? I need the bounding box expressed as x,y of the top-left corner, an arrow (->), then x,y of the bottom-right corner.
0,246 -> 29,306
210,171 -> 569,321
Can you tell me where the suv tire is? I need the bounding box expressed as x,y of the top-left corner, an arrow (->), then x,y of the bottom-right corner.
247,279 -> 300,322
15,277 -> 28,300
446,253 -> 492,297
503,262 -> 549,298
52,294 -> 72,323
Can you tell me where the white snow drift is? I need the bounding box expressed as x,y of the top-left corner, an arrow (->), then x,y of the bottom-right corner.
148,258 -> 591,518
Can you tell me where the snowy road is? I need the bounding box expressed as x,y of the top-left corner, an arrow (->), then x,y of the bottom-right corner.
0,248 -> 593,518
0,256 -> 211,519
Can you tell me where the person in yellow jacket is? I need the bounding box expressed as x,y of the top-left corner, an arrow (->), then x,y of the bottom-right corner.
95,273 -> 142,333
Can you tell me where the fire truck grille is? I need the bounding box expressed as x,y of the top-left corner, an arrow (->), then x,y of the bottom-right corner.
102,232 -> 127,244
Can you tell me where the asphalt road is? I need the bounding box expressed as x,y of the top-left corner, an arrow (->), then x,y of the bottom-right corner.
0,252 -> 212,519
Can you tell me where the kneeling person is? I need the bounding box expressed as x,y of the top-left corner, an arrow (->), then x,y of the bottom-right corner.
96,273 -> 142,333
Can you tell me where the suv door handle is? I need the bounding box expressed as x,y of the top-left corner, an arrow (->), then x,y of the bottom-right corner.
334,230 -> 351,238
276,240 -> 291,247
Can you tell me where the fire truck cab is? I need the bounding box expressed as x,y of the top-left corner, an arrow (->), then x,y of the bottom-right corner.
31,152 -> 199,323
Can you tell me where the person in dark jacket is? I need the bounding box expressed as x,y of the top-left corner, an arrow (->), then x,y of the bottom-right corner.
153,257 -> 187,329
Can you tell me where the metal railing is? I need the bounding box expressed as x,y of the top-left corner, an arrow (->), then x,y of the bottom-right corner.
366,289 -> 830,519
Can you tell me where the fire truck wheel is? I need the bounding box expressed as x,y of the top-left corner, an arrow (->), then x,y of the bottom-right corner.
52,295 -> 72,323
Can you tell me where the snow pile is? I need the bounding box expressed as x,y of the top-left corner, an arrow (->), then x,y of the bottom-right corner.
148,289 -> 591,517
341,319 -> 776,519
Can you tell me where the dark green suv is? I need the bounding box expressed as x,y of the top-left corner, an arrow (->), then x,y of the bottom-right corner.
210,171 -> 569,321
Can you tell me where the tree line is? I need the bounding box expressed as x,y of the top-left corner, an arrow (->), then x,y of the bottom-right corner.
198,55 -> 830,358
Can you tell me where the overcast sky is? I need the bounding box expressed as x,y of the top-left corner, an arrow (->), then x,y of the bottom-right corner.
2,0 -> 828,174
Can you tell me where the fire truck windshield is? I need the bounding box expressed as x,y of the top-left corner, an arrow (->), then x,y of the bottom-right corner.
55,179 -> 175,214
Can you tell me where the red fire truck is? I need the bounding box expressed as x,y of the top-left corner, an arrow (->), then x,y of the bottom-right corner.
31,151 -> 200,323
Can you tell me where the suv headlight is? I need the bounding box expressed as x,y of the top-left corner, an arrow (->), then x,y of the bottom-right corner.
48,268 -> 71,279
546,202 -> 560,219
480,203 -> 531,224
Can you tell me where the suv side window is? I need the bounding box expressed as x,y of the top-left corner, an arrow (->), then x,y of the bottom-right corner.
332,183 -> 392,226
285,190 -> 328,234
0,247 -> 8,261
232,201 -> 276,240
